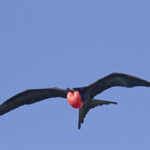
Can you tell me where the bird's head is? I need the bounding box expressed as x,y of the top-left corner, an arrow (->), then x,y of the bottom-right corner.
66,88 -> 83,109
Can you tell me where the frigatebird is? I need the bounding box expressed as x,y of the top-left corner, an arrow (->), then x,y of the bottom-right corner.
0,72 -> 150,129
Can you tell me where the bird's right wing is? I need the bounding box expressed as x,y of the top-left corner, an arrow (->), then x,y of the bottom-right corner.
0,88 -> 67,116
78,99 -> 117,129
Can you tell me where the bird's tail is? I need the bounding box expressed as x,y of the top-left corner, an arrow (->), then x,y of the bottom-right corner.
78,99 -> 117,129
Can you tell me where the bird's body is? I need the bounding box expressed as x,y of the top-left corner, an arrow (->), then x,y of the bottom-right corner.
1,72 -> 150,129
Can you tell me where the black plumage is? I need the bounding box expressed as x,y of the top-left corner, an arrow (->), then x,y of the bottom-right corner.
1,72 -> 150,129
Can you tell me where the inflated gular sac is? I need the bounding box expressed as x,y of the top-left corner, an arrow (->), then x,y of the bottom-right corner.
67,91 -> 83,108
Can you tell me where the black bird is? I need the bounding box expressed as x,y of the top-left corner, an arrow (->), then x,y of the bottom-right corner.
0,72 -> 150,129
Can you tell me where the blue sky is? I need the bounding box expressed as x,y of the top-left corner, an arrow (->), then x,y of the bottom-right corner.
0,0 -> 150,149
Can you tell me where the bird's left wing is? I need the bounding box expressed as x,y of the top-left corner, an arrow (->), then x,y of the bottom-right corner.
86,72 -> 150,98
78,99 -> 117,129
0,88 -> 67,115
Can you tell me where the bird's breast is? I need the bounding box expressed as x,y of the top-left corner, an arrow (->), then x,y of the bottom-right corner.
67,91 -> 83,108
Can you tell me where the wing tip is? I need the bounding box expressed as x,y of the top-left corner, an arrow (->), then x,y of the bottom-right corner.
111,101 -> 118,105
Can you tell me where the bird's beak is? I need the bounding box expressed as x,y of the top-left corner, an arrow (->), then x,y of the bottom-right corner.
67,88 -> 73,92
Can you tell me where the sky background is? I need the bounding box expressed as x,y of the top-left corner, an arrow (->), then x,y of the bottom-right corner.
0,0 -> 150,149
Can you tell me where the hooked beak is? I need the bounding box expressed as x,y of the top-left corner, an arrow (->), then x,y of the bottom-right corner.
67,88 -> 73,92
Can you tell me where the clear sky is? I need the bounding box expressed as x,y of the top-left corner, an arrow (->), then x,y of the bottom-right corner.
0,0 -> 150,149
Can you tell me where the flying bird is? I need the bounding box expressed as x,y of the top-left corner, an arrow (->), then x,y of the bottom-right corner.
0,72 -> 150,129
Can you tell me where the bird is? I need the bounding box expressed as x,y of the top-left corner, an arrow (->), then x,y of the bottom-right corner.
0,72 -> 150,129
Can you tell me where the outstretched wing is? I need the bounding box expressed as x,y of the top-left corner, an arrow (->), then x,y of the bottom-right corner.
87,72 -> 150,98
78,99 -> 117,129
0,88 -> 67,116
